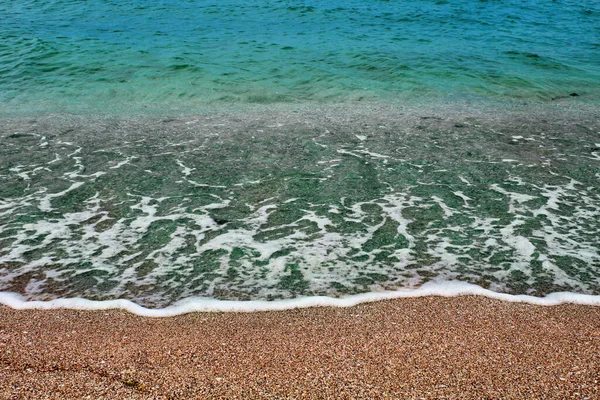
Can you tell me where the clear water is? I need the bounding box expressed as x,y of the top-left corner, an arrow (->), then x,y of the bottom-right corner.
0,0 -> 599,307
1,0 -> 599,113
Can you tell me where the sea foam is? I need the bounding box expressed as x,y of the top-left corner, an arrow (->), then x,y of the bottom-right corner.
1,281 -> 599,317
1,107 -> 599,310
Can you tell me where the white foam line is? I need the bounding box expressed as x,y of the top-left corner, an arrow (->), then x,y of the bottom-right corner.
312,138 -> 328,148
109,156 -> 137,170
458,175 -> 471,186
0,281 -> 598,317
355,149 -> 390,159
184,178 -> 227,189
336,149 -> 363,159
38,181 -> 85,212
176,159 -> 195,176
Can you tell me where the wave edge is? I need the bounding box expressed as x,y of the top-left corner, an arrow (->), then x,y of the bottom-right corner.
1,281 -> 599,317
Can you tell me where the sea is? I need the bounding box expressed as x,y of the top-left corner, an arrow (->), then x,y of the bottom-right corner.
1,0 -> 599,314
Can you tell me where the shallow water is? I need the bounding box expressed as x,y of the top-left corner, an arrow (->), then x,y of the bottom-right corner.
0,1 -> 599,309
1,104 -> 599,306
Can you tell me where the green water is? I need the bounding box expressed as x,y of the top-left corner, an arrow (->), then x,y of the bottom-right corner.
0,1 -> 599,306
1,104 -> 599,306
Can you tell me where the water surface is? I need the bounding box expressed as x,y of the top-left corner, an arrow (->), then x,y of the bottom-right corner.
0,0 -> 599,307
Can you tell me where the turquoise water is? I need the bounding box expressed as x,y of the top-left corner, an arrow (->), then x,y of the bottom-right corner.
0,1 -> 599,307
1,0 -> 599,113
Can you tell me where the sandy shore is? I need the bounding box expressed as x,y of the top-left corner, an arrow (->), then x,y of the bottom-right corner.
1,296 -> 598,399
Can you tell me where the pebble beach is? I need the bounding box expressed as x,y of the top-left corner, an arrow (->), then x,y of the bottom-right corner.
1,296 -> 599,399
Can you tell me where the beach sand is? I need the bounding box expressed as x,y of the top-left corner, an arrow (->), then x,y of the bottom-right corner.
1,296 -> 599,399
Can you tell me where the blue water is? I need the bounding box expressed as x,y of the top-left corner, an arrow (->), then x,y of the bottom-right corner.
1,0 -> 599,308
1,0 -> 599,114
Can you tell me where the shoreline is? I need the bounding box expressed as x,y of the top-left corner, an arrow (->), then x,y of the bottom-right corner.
1,295 -> 599,399
2,281 -> 600,316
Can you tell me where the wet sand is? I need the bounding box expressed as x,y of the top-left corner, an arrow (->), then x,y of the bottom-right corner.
1,295 -> 599,399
